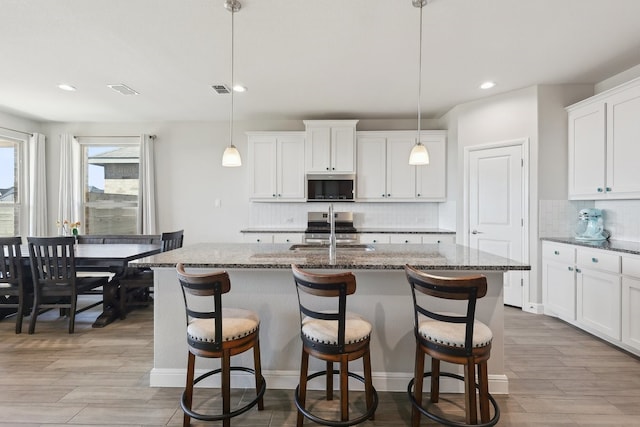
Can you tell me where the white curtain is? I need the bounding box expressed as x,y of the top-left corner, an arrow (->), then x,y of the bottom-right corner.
57,134 -> 82,232
137,134 -> 157,234
26,133 -> 48,236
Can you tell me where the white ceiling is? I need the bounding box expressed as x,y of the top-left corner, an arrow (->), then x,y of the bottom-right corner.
1,0 -> 640,123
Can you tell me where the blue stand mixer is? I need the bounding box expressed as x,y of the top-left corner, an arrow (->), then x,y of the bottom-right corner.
575,208 -> 610,241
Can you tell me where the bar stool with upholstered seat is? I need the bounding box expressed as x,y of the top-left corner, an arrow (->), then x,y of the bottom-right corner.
291,264 -> 378,427
404,265 -> 499,427
176,263 -> 265,427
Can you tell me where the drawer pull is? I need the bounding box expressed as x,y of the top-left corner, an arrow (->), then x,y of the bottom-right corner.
576,268 -> 581,273
554,250 -> 560,255
592,257 -> 598,263
568,266 -> 574,271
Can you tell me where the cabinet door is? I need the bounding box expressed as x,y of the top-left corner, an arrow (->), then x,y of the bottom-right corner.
568,102 -> 606,199
277,136 -> 305,200
576,267 -> 621,340
305,127 -> 331,172
386,136 -> 416,200
606,84 -> 640,198
249,136 -> 277,200
622,277 -> 640,352
416,134 -> 447,201
356,136 -> 387,200
331,126 -> 356,173
543,259 -> 576,321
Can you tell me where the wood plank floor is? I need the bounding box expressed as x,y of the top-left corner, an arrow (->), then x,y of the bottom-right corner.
0,301 -> 639,426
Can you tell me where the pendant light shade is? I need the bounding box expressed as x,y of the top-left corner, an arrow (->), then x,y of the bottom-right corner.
222,145 -> 242,167
409,143 -> 430,165
221,0 -> 242,167
409,0 -> 430,166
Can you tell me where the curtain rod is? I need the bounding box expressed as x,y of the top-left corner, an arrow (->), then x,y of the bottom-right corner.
0,125 -> 33,137
74,135 -> 156,139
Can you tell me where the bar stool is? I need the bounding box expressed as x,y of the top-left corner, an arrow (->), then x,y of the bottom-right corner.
176,263 -> 265,427
291,264 -> 378,427
404,265 -> 499,427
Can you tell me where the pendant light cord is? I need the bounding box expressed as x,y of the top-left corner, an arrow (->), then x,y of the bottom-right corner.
417,2 -> 423,142
229,7 -> 235,148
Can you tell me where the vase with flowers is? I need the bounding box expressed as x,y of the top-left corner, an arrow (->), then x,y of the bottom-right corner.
57,220 -> 81,237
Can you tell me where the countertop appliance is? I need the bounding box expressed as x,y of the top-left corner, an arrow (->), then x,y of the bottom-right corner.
575,208 -> 610,241
304,211 -> 359,244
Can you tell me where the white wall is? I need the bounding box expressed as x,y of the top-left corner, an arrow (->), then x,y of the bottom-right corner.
41,119 -> 453,244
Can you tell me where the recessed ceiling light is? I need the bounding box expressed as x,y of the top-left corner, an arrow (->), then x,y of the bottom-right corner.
58,84 -> 76,91
480,81 -> 496,90
233,85 -> 247,93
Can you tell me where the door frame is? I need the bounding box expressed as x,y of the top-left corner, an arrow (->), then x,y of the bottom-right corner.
463,138 -> 530,307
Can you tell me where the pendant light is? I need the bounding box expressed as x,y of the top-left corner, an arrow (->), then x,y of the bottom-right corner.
409,0 -> 430,166
221,0 -> 242,167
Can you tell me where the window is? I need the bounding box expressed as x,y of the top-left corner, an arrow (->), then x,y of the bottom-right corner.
82,144 -> 141,234
0,138 -> 20,237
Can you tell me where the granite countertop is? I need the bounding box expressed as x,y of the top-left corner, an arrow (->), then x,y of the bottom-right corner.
541,237 -> 640,256
131,242 -> 529,271
240,228 -> 455,234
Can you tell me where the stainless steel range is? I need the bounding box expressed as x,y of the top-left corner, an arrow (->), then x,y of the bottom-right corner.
304,211 -> 359,244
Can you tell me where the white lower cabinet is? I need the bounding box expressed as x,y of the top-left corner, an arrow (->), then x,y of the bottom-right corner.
359,233 -> 454,244
622,256 -> 640,353
542,242 -> 576,321
542,240 -> 640,356
576,267 -> 621,340
243,234 -> 273,244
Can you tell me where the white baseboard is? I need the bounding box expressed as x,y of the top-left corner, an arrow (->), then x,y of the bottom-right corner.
523,302 -> 544,314
150,369 -> 509,394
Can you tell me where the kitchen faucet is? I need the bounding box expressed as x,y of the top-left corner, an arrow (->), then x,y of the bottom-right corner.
328,203 -> 336,260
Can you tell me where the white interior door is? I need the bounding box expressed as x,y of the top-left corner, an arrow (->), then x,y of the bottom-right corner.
469,144 -> 525,307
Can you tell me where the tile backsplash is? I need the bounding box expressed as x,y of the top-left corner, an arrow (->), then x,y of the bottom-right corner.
540,199 -> 640,242
247,202 -> 441,230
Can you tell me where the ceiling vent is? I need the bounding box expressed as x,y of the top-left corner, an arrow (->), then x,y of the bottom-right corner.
107,84 -> 140,96
212,84 -> 230,94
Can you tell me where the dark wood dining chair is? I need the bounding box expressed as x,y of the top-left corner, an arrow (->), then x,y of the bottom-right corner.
291,264 -> 378,427
404,265 -> 500,426
118,229 -> 184,319
176,262 -> 265,427
27,236 -> 110,334
0,236 -> 30,334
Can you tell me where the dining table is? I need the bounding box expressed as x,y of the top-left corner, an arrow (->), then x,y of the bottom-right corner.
10,242 -> 162,328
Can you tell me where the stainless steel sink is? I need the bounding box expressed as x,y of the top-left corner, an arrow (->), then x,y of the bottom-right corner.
289,244 -> 375,252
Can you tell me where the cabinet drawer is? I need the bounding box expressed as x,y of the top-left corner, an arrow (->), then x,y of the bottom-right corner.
576,249 -> 620,273
359,234 -> 390,244
542,242 -> 575,264
390,234 -> 422,244
422,234 -> 455,244
622,256 -> 640,278
273,233 -> 303,244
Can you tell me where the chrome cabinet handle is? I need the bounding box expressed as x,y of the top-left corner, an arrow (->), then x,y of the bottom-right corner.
597,187 -> 603,192
554,250 -> 560,255
568,266 -> 574,271
576,268 -> 582,273
592,257 -> 598,263
606,187 -> 612,192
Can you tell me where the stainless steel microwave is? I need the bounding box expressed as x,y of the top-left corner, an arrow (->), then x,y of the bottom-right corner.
306,174 -> 355,202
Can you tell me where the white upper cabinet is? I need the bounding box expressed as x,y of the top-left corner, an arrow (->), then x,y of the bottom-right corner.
356,130 -> 446,202
248,132 -> 305,201
415,133 -> 447,201
304,120 -> 358,173
568,78 -> 640,200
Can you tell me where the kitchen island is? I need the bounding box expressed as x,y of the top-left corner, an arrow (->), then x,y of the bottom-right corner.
133,243 -> 529,393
